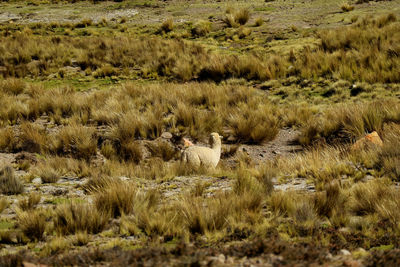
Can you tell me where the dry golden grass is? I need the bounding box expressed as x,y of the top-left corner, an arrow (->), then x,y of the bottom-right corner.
18,122 -> 48,154
160,19 -> 174,33
254,17 -> 264,27
341,3 -> 355,12
191,20 -> 211,37
0,166 -> 24,195
298,101 -> 399,146
53,203 -> 109,235
18,193 -> 41,211
0,198 -> 9,214
0,15 -> 398,84
94,180 -> 136,218
16,209 -> 46,241
53,124 -> 97,160
0,78 -> 26,95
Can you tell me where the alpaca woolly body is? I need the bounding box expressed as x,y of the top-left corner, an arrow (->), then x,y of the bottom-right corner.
181,133 -> 222,169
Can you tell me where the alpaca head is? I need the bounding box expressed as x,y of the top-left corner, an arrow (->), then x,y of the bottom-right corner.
209,132 -> 222,147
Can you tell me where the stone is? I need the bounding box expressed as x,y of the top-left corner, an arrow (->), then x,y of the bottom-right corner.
217,254 -> 225,264
351,131 -> 383,151
161,132 -> 173,139
32,177 -> 42,184
340,249 -> 351,256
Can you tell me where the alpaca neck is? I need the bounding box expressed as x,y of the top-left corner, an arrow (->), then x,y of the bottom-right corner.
211,142 -> 221,156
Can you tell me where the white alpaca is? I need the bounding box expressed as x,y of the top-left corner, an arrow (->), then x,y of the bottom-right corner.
181,133 -> 222,169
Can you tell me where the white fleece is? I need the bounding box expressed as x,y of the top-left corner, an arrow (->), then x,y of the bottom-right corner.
181,133 -> 222,169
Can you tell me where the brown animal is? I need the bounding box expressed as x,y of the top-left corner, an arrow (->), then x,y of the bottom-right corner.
351,131 -> 383,151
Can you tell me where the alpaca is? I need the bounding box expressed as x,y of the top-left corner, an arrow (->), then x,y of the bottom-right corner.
181,133 -> 222,169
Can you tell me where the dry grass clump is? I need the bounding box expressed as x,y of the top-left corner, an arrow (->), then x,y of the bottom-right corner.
71,231 -> 90,246
348,179 -> 400,226
235,9 -> 250,25
313,181 -> 346,219
53,124 -> 97,160
146,141 -> 177,161
225,8 -> 250,27
0,166 -> 24,195
35,156 -> 91,179
0,198 -> 9,213
37,167 -> 60,183
377,123 -> 400,180
160,19 -> 174,33
301,14 -> 400,83
341,3 -> 355,12
18,193 -> 41,211
18,122 -> 48,154
191,20 -> 211,37
16,209 -> 46,241
93,180 -> 136,218
228,104 -> 279,144
42,236 -> 71,256
0,127 -> 17,151
0,78 -> 26,95
179,194 -> 232,235
254,17 -> 264,27
298,101 -> 398,145
53,203 -> 109,235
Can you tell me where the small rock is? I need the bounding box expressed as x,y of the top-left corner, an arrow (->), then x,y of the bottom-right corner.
32,177 -> 42,184
341,249 -> 351,256
217,254 -> 225,264
161,132 -> 173,139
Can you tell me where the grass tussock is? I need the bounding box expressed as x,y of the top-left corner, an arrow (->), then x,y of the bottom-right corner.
0,198 -> 9,213
0,79 -> 26,95
228,104 -> 279,144
53,203 -> 109,235
191,20 -> 211,37
341,3 -> 355,12
18,193 -> 41,211
0,166 -> 24,195
94,180 -> 136,218
160,19 -> 174,33
53,124 -> 97,160
298,101 -> 400,145
16,209 -> 46,241
225,8 -> 250,27
18,122 -> 48,154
